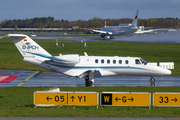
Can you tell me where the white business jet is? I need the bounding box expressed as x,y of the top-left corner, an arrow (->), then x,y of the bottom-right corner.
8,34 -> 171,86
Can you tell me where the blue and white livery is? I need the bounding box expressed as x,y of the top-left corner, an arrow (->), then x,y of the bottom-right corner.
8,34 -> 171,86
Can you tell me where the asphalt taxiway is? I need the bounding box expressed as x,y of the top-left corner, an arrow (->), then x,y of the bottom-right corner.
0,69 -> 179,87
30,33 -> 180,43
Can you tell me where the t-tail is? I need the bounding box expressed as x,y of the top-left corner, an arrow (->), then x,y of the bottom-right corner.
131,9 -> 139,27
8,34 -> 52,65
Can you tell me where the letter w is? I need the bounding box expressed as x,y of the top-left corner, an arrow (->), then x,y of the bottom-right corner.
104,96 -> 110,103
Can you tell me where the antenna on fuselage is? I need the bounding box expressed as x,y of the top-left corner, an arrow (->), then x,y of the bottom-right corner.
105,19 -> 106,27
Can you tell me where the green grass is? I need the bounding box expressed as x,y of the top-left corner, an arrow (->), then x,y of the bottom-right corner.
0,38 -> 180,75
0,87 -> 180,117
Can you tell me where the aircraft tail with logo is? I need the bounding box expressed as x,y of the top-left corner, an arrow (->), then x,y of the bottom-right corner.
131,9 -> 139,27
8,34 -> 52,61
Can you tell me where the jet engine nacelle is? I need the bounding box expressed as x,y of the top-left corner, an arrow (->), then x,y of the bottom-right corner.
53,54 -> 80,64
99,33 -> 106,38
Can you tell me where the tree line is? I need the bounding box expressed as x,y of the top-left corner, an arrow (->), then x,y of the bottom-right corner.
0,16 -> 180,29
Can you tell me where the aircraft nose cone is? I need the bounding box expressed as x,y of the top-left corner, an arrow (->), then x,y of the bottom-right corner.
163,69 -> 171,75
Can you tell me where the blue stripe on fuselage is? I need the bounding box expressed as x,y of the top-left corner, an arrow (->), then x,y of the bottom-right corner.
45,62 -> 149,71
24,52 -> 150,71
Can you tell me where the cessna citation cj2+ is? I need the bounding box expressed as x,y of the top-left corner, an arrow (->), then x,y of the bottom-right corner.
8,34 -> 171,86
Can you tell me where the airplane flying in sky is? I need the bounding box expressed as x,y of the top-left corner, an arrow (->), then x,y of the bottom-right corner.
8,34 -> 171,86
93,10 -> 139,39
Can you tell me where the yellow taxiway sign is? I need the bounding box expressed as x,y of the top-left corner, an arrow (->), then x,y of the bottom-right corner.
34,92 -> 98,106
68,92 -> 98,106
153,92 -> 180,107
101,92 -> 151,106
34,92 -> 68,105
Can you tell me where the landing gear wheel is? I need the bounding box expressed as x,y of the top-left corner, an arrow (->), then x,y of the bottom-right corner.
85,76 -> 92,86
85,80 -> 92,86
150,77 -> 155,83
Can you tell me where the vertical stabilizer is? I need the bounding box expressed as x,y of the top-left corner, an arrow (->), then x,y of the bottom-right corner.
8,34 -> 52,60
131,9 -> 139,27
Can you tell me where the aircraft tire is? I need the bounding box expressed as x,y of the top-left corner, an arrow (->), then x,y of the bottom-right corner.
85,80 -> 92,86
150,77 -> 155,83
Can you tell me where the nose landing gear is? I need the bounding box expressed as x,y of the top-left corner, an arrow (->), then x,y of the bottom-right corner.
150,77 -> 155,86
150,77 -> 155,83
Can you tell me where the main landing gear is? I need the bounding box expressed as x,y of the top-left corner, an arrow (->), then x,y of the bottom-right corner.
84,71 -> 94,86
150,77 -> 155,87
85,76 -> 93,86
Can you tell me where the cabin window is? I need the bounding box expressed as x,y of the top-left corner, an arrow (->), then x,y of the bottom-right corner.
113,60 -> 116,64
125,60 -> 129,64
119,60 -> 122,64
95,59 -> 98,63
101,59 -> 104,64
107,59 -> 110,64
135,59 -> 141,64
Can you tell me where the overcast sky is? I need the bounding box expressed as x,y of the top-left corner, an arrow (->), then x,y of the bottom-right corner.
0,0 -> 180,21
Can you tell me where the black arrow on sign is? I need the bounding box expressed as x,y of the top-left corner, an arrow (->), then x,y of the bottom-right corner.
115,97 -> 121,102
46,96 -> 52,101
128,97 -> 134,102
71,96 -> 75,102
171,98 -> 177,102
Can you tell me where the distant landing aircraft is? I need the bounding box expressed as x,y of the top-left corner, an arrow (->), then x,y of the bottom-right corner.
8,34 -> 171,86
93,10 -> 139,39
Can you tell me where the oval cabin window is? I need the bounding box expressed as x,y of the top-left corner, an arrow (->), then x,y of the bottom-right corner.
125,60 -> 129,64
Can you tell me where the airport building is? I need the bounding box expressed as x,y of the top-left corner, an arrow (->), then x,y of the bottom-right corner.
0,28 -> 72,32
0,26 -> 83,34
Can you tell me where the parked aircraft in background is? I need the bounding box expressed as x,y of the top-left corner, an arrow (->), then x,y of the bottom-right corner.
8,34 -> 171,86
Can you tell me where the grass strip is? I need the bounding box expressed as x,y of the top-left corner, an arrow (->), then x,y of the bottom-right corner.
0,87 -> 180,117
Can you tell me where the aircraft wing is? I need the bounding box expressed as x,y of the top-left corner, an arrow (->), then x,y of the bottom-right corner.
78,69 -> 117,79
135,28 -> 169,34
134,30 -> 154,34
93,30 -> 113,35
93,30 -> 106,33
78,70 -> 102,79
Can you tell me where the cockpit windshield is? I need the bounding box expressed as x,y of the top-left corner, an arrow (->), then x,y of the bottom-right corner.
140,58 -> 148,65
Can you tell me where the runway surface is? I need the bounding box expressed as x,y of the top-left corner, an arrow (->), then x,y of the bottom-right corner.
30,33 -> 180,44
0,69 -> 179,87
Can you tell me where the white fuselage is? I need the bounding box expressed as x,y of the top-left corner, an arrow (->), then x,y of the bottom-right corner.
24,55 -> 171,77
101,26 -> 138,36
